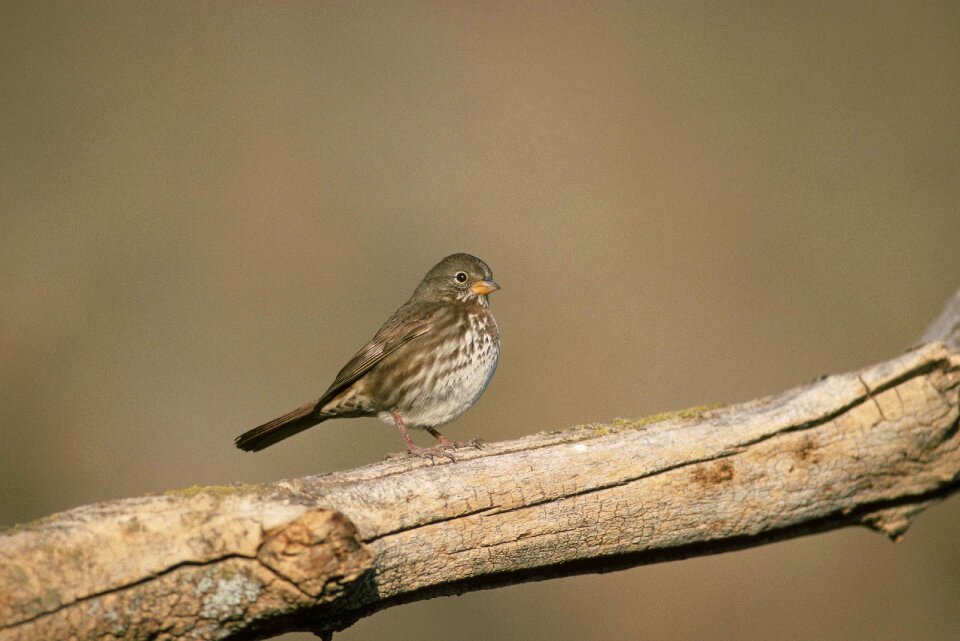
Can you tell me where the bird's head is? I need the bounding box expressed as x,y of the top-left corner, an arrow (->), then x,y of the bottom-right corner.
414,253 -> 500,304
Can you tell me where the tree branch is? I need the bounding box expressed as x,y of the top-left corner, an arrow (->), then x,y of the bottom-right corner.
2,288 -> 960,641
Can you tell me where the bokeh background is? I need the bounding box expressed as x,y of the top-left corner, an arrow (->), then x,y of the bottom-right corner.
3,2 -> 959,640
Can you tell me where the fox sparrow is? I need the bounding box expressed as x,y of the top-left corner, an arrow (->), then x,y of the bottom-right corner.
234,253 -> 500,458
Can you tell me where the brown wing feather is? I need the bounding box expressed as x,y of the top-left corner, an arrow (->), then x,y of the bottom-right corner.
314,302 -> 438,408
234,301 -> 440,452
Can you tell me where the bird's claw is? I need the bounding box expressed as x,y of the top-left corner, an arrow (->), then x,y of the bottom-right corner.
435,436 -> 484,451
406,444 -> 457,462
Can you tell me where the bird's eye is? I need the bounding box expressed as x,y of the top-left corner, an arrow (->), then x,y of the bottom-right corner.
455,272 -> 468,283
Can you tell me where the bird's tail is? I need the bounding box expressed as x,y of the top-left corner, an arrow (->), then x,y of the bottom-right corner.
234,401 -> 326,452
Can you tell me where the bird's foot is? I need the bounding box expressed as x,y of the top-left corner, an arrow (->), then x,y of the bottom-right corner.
406,444 -> 457,462
436,435 -> 485,450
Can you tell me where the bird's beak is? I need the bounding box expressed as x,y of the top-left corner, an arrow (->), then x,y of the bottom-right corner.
471,279 -> 500,296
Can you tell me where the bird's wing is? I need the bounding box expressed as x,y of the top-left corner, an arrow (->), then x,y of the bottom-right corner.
317,303 -> 437,405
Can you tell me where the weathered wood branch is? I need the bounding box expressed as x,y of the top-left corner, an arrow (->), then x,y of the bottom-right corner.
2,289 -> 960,641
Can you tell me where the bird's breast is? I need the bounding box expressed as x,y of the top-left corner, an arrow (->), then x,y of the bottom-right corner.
384,306 -> 499,428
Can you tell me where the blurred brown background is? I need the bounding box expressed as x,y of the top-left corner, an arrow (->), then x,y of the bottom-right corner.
2,2 -> 959,640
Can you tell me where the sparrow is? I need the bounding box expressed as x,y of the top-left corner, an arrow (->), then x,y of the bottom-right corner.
234,253 -> 500,458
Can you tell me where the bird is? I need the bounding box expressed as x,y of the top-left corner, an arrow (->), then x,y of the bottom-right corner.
234,253 -> 500,458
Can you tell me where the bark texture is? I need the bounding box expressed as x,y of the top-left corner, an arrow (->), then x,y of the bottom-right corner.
2,288 -> 960,641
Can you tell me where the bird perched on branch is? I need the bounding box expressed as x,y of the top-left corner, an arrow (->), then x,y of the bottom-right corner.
234,253 -> 500,459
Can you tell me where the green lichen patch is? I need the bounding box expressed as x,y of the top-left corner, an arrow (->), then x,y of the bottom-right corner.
0,510 -> 65,536
163,482 -> 299,506
4,563 -> 30,588
572,404 -> 723,437
629,403 -> 723,427
164,483 -> 260,500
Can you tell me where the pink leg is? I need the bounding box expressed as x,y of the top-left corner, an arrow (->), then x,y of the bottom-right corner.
424,426 -> 485,450
391,412 -> 455,461
391,411 -> 418,450
424,426 -> 453,446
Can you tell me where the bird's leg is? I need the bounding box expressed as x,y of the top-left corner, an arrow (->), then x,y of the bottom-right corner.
392,412 -> 455,461
391,411 -> 418,450
424,426 -> 484,450
424,426 -> 454,447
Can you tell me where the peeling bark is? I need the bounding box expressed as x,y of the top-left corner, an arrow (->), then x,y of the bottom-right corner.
2,288 -> 959,641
